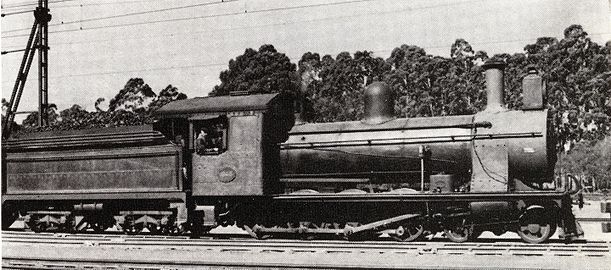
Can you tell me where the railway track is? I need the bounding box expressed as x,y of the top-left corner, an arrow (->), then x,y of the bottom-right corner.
1,257 -> 426,270
3,230 -> 610,257
2,256 -> 581,270
4,231 -> 611,270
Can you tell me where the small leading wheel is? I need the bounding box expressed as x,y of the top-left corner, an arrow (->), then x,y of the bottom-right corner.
392,222 -> 424,242
444,220 -> 472,243
445,227 -> 470,243
517,208 -> 556,244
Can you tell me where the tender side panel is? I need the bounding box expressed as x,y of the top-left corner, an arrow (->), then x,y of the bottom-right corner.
5,144 -> 181,194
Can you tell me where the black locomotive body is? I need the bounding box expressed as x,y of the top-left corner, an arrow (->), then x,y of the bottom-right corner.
1,61 -> 583,243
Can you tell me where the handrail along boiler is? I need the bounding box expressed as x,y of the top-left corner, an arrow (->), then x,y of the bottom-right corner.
1,60 -> 582,243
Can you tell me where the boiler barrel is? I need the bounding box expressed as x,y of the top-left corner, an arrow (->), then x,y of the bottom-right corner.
280,115 -> 476,183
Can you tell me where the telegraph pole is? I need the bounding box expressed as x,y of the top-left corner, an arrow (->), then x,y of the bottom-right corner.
2,0 -> 51,138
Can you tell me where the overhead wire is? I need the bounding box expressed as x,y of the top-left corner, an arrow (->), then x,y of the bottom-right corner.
0,0 -> 488,66
51,0 -> 178,8
0,0 -> 489,44
2,63 -> 227,83
1,0 -> 77,9
2,0 -> 379,37
2,0 -> 238,33
1,48 -> 28,55
0,0 -> 173,14
1,0 -> 565,57
1,9 -> 34,17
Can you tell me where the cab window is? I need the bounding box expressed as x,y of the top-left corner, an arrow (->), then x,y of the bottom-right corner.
193,116 -> 228,155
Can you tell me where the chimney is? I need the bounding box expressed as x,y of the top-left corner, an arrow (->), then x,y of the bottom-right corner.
362,82 -> 394,124
481,60 -> 507,112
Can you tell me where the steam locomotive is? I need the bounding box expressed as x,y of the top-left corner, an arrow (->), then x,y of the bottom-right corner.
1,61 -> 583,243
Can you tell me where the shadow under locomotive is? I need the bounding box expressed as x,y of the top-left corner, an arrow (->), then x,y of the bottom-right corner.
1,61 -> 583,244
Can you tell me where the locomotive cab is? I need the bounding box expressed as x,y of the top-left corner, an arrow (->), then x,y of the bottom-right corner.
155,93 -> 294,196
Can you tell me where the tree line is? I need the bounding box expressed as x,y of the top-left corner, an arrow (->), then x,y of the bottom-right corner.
213,25 -> 609,152
2,78 -> 187,134
2,25 -> 609,189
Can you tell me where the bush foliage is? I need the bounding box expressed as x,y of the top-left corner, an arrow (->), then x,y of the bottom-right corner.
8,79 -> 187,135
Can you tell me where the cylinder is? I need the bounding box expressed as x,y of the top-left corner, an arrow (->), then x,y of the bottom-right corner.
482,61 -> 506,111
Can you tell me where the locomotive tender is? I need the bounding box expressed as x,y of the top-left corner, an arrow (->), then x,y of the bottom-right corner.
2,61 -> 582,243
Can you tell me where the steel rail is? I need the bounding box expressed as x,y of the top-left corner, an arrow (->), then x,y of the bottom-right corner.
0,256 -> 552,270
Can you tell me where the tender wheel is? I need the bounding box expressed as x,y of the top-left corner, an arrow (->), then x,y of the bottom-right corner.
146,224 -> 160,234
392,222 -> 424,242
517,208 -> 556,244
2,207 -> 19,230
124,225 -> 141,234
29,222 -> 46,233
88,215 -> 114,233
91,222 -> 107,233
123,217 -> 142,235
164,223 -> 185,235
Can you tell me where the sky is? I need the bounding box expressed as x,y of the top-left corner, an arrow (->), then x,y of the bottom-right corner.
1,0 -> 610,122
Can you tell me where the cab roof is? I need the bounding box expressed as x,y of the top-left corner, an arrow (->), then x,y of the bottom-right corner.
155,93 -> 281,117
